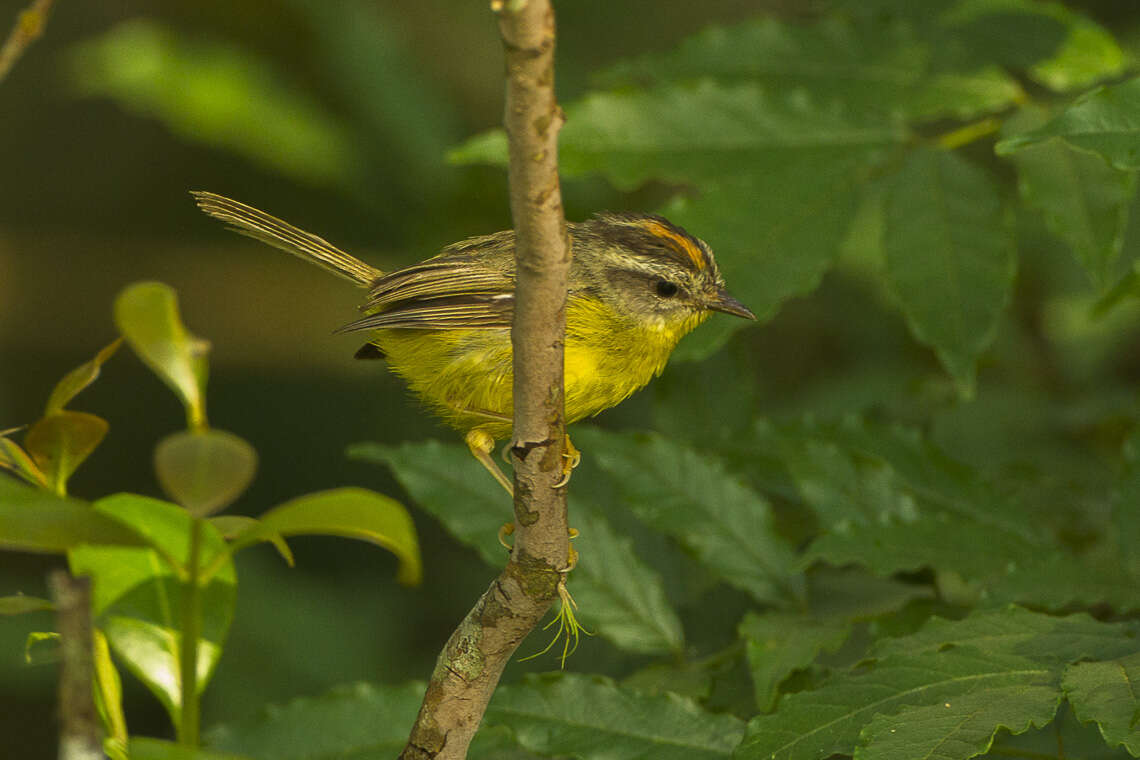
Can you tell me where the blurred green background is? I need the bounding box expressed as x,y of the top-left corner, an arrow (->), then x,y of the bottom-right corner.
4,0 -> 1140,756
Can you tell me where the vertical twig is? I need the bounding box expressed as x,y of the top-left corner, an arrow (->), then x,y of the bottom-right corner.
50,570 -> 103,760
399,1 -> 568,758
0,0 -> 55,83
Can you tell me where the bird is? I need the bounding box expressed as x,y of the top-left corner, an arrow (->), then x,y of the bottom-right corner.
191,191 -> 755,492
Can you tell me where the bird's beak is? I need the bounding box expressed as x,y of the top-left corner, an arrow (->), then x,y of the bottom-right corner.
707,289 -> 757,321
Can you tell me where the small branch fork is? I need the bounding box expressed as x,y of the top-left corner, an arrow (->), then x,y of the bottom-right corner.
398,1 -> 569,759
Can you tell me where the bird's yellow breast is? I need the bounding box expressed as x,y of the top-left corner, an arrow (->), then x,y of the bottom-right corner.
372,295 -> 704,439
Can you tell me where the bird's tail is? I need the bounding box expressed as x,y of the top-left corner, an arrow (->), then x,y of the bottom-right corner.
191,191 -> 381,287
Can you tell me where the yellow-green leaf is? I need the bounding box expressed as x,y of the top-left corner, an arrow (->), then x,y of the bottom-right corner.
235,488 -> 421,586
210,515 -> 293,566
45,339 -> 122,415
154,430 -> 257,517
24,411 -> 109,495
113,282 -> 210,430
94,628 -> 128,747
0,477 -> 144,554
0,436 -> 49,488
0,594 -> 53,615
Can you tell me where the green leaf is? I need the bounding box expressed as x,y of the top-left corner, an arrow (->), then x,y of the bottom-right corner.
855,684 -> 1062,760
113,281 -> 210,430
154,429 -> 258,517
72,494 -> 236,725
24,411 -> 110,494
485,673 -> 744,760
0,477 -> 144,554
735,648 -> 1055,760
882,148 -> 1016,396
872,606 -> 1140,665
45,338 -> 122,415
130,737 -> 255,760
599,16 -> 1024,121
203,681 -> 426,760
996,77 -> 1140,170
740,611 -> 852,712
574,428 -> 804,605
209,515 -> 293,566
94,628 -> 128,749
25,631 -> 60,664
1004,106 -> 1136,290
0,435 -> 49,488
234,487 -> 421,586
0,594 -> 53,615
69,20 -> 358,188
1063,654 -> 1140,755
351,441 -> 684,653
1025,2 -> 1127,91
569,505 -> 684,655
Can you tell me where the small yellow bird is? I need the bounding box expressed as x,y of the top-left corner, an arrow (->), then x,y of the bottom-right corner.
192,192 -> 755,491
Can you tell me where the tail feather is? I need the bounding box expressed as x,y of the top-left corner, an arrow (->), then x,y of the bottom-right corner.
191,191 -> 381,287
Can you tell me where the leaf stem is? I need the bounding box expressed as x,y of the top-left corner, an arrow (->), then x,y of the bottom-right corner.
176,517 -> 203,747
936,117 -> 1002,151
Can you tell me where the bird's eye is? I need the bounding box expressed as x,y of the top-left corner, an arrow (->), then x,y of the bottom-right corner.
655,280 -> 679,298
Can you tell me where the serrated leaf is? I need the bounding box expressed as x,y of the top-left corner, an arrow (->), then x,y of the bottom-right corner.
0,594 -> 53,615
203,681 -> 426,760
1063,654 -> 1140,755
154,429 -> 257,517
873,606 -> 1140,665
1005,107 -> 1136,290
856,684 -> 1062,760
45,338 -> 122,415
24,411 -> 109,494
574,428 -> 804,605
883,148 -> 1015,396
234,487 -> 420,586
486,673 -> 744,760
996,77 -> 1140,170
71,494 -> 236,725
735,648 -> 1055,760
569,505 -> 684,655
599,16 -> 1024,121
114,281 -> 210,430
740,611 -> 852,712
351,441 -> 683,653
0,477 -> 144,554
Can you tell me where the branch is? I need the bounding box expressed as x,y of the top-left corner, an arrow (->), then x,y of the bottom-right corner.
0,0 -> 54,84
50,570 -> 102,760
399,1 -> 568,758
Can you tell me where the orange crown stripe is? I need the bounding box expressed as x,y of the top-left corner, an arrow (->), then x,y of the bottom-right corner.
642,220 -> 707,271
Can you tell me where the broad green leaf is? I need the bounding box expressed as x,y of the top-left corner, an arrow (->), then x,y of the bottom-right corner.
872,606 -> 1140,665
1025,3 -> 1127,91
204,681 -> 426,760
575,428 -> 804,605
0,594 -> 53,614
94,628 -> 128,749
739,612 -> 851,712
113,281 -> 209,430
882,148 -> 1015,396
24,411 -> 109,494
0,435 -> 49,488
45,338 -> 122,415
130,737 -> 255,760
939,1 -> 1069,70
485,673 -> 744,760
234,487 -> 420,586
1004,107 -> 1136,290
599,15 -> 1024,121
735,648 -> 1054,760
0,477 -> 144,553
209,515 -> 293,566
154,429 -> 257,517
1063,654 -> 1140,755
856,684 -> 1061,760
569,505 -> 684,655
352,441 -> 683,653
996,77 -> 1140,171
69,20 -> 357,187
72,495 -> 236,725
